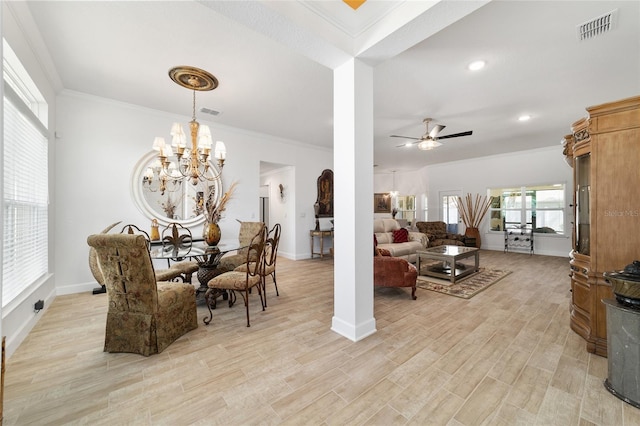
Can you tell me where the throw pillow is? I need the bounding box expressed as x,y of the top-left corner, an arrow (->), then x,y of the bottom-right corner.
374,234 -> 378,256
392,228 -> 409,243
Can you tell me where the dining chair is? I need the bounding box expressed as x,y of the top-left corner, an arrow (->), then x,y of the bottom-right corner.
88,221 -> 122,294
87,233 -> 198,356
218,221 -> 265,271
235,223 -> 281,307
203,224 -> 267,327
120,223 -> 186,282
161,222 -> 199,284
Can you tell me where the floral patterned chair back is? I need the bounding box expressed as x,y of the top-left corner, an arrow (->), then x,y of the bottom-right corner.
218,221 -> 265,271
87,233 -> 197,356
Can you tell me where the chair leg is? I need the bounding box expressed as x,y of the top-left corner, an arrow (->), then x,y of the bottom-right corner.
261,276 -> 268,308
203,288 -> 216,325
272,271 -> 279,296
257,284 -> 265,311
245,288 -> 251,327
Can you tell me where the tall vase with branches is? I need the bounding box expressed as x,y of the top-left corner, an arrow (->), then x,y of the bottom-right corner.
203,181 -> 237,246
454,193 -> 494,248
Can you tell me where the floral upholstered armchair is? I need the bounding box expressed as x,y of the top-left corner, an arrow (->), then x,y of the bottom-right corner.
87,233 -> 197,356
415,221 -> 465,248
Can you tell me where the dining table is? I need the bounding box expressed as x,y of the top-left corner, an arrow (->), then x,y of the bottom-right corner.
149,239 -> 244,300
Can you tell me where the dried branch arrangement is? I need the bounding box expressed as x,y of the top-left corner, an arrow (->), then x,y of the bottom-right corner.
455,193 -> 494,229
205,181 -> 238,223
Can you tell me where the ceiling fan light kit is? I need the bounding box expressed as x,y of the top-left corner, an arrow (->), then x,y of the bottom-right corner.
417,140 -> 442,150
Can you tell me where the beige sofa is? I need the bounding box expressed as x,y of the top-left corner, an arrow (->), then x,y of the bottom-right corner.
374,219 -> 428,263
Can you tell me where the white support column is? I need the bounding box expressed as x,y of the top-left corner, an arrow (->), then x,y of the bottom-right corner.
331,58 -> 376,341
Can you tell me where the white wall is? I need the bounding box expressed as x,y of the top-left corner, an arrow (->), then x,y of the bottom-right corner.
2,2 -> 59,356
55,91 -> 332,294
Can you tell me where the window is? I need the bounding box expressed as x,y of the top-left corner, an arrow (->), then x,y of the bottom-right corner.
3,39 -> 49,308
396,195 -> 415,223
423,194 -> 428,221
488,184 -> 565,234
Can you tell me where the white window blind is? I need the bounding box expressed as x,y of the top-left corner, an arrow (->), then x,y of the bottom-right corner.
3,85 -> 49,308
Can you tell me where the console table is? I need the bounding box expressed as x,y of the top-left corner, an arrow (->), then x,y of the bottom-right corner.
310,229 -> 333,259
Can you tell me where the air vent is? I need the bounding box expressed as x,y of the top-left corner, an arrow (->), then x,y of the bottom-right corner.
200,107 -> 221,116
577,9 -> 617,41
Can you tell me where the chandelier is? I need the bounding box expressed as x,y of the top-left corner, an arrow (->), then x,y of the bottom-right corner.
144,66 -> 226,193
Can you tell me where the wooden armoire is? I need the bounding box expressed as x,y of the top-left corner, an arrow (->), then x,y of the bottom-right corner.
566,95 -> 640,357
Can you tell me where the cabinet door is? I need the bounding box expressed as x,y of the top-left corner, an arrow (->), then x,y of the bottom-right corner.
594,127 -> 640,273
575,154 -> 591,255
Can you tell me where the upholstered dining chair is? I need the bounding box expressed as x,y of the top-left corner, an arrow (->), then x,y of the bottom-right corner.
160,222 -> 200,284
235,223 -> 281,307
204,224 -> 267,327
87,233 -> 198,356
218,221 -> 265,272
88,221 -> 121,294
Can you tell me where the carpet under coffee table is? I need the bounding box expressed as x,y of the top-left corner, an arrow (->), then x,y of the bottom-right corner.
416,245 -> 479,283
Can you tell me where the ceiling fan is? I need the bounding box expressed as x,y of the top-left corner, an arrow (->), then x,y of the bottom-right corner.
391,118 -> 473,150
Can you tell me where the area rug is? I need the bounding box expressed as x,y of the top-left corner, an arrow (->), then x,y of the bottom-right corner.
416,268 -> 511,299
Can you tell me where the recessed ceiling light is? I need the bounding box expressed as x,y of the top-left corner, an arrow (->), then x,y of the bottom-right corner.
518,115 -> 531,122
468,60 -> 486,71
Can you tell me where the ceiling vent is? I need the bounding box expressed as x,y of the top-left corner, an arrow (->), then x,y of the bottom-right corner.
577,9 -> 617,41
200,107 -> 221,116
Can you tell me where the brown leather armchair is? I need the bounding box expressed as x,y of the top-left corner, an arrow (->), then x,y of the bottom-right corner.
374,251 -> 417,300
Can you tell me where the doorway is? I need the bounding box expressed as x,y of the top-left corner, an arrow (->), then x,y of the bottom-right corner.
440,190 -> 462,234
259,185 -> 270,229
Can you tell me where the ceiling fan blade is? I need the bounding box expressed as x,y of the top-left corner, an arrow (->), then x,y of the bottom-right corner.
390,135 -> 420,140
396,140 -> 419,147
435,130 -> 473,140
428,124 -> 445,138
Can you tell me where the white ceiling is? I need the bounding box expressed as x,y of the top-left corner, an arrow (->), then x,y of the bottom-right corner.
15,0 -> 640,174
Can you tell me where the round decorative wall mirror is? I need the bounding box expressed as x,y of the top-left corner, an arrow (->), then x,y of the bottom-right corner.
130,151 -> 222,227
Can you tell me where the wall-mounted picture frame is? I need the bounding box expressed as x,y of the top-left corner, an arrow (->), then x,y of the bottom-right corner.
374,192 -> 391,213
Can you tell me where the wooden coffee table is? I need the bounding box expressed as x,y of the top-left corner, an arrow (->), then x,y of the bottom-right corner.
417,245 -> 480,283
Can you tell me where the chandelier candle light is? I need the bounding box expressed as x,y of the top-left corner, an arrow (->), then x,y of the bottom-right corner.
147,66 -> 226,190
455,193 -> 494,248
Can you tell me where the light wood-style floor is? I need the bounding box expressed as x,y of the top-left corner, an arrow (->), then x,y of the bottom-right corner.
5,250 -> 640,425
